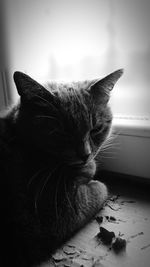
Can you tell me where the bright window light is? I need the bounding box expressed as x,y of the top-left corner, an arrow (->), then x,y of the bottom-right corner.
1,0 -> 150,118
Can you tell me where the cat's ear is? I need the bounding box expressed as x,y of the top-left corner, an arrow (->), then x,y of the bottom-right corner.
90,69 -> 124,104
13,71 -> 53,103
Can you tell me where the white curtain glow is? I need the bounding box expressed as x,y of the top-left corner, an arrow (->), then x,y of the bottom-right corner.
2,0 -> 150,116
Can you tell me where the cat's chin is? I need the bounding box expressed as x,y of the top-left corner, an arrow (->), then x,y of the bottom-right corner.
71,160 -> 96,179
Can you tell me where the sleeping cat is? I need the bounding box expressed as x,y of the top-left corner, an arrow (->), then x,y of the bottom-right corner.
0,69 -> 123,267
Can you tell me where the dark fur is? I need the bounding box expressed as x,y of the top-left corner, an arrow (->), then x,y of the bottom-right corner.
0,69 -> 123,266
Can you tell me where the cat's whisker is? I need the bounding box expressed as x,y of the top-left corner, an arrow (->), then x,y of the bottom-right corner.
102,138 -> 116,146
34,197 -> 38,217
92,138 -> 119,160
100,150 -> 118,154
34,183 -> 45,218
34,170 -> 50,217
103,140 -> 116,146
54,167 -> 64,221
27,166 -> 47,188
64,177 -> 75,216
99,148 -> 119,156
100,134 -> 120,147
99,155 -> 116,159
34,164 -> 61,217
93,143 -> 104,159
38,165 -> 58,198
100,143 -> 120,151
35,115 -> 59,122
48,128 -> 59,135
102,141 -> 120,148
87,151 -> 95,163
106,132 -> 120,140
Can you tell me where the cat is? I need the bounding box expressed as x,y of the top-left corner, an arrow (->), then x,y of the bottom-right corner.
0,69 -> 123,267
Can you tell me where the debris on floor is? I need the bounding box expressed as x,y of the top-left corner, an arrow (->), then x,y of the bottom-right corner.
49,189 -> 150,267
95,215 -> 103,224
120,200 -> 136,204
112,237 -> 127,252
97,226 -> 115,245
141,244 -> 150,250
105,215 -> 118,223
96,225 -> 127,253
129,232 -> 144,239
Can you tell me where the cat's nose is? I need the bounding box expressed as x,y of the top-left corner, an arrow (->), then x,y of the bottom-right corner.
77,140 -> 91,163
80,153 -> 91,162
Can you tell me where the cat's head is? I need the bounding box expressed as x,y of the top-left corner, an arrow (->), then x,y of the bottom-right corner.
14,69 -> 123,166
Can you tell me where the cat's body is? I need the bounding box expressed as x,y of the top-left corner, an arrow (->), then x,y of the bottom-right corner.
0,69 -> 123,267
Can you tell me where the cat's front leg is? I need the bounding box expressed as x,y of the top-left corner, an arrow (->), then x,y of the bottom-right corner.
88,180 -> 108,208
76,180 -> 108,224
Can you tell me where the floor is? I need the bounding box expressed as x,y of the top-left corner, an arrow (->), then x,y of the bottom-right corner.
39,172 -> 150,267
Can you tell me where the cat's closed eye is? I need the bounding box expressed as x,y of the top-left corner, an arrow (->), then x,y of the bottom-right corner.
90,118 -> 112,137
90,124 -> 104,136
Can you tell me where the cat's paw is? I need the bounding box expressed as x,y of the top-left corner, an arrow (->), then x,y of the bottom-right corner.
76,180 -> 108,222
88,180 -> 108,206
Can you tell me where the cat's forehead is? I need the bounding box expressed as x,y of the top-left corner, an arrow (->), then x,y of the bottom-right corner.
44,79 -> 110,132
45,79 -> 105,121
46,79 -> 97,93
46,81 -> 93,135
46,80 -> 93,108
